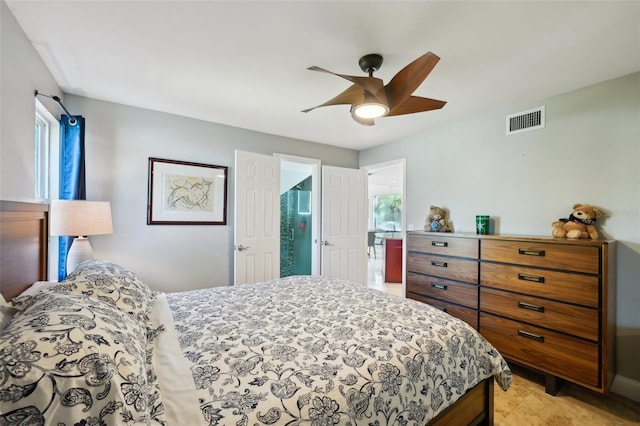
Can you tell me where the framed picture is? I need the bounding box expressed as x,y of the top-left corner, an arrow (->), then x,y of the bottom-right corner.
147,157 -> 228,225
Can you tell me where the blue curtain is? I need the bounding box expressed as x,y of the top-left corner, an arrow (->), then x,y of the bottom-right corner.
58,115 -> 86,280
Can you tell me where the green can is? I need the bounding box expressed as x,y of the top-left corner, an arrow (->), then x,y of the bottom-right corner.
476,215 -> 489,235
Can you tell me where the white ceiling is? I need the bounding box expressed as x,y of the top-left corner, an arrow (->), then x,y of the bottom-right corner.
7,1 -> 640,151
366,163 -> 403,188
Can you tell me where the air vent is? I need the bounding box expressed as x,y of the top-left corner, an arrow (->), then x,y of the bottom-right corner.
506,106 -> 545,135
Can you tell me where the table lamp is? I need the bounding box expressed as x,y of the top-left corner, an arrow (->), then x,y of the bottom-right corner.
49,200 -> 113,273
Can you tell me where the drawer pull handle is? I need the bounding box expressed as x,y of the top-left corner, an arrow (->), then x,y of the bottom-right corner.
431,283 -> 448,290
518,330 -> 545,342
432,241 -> 448,247
518,248 -> 545,257
518,273 -> 545,283
431,261 -> 448,268
433,304 -> 448,313
518,301 -> 545,313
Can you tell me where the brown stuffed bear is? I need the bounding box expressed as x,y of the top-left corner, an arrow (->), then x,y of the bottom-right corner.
425,205 -> 452,232
552,203 -> 602,239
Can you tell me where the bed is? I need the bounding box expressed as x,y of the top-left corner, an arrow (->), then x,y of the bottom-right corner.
0,200 -> 511,425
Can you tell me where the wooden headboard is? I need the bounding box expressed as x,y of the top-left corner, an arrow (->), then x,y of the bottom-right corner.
0,200 -> 49,301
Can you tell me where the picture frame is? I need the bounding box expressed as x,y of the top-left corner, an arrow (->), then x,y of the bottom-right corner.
147,157 -> 228,225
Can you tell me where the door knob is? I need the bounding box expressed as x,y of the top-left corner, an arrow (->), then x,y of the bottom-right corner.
236,244 -> 250,251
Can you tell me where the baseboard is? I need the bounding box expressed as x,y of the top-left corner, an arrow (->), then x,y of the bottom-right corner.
611,374 -> 640,402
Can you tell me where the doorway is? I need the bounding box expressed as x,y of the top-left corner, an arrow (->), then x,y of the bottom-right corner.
280,176 -> 312,277
362,160 -> 405,297
234,150 -> 366,284
278,154 -> 321,277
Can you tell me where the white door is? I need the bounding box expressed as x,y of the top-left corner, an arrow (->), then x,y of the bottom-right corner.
321,165 -> 367,284
234,150 -> 280,285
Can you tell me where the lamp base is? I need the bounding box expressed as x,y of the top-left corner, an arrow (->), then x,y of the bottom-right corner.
67,236 -> 94,274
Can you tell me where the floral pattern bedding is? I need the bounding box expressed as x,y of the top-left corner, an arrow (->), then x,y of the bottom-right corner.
161,275 -> 511,425
1,262 -> 511,426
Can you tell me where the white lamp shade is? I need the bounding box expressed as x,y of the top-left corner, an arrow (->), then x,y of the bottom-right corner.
50,200 -> 113,237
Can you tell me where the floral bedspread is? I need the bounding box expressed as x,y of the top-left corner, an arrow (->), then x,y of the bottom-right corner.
158,275 -> 511,426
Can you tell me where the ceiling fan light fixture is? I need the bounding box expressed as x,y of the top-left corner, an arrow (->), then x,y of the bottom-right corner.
304,52 -> 444,125
353,102 -> 389,119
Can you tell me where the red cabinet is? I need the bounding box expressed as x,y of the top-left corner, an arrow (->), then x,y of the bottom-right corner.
384,238 -> 403,283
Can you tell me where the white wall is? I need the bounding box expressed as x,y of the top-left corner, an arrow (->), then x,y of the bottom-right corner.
65,95 -> 358,293
359,71 -> 640,398
0,1 -> 61,200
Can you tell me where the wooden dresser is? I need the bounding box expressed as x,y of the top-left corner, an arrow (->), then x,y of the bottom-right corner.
406,232 -> 616,394
406,233 -> 480,329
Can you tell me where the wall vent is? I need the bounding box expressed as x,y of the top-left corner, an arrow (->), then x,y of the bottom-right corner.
506,106 -> 545,135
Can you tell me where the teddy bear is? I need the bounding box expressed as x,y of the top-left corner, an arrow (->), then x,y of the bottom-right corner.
425,205 -> 452,232
552,203 -> 602,239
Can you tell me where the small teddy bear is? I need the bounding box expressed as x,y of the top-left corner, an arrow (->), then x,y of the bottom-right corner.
552,203 -> 602,239
425,205 -> 452,232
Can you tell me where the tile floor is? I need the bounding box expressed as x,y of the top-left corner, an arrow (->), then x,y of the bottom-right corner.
366,254 -> 402,297
495,364 -> 640,425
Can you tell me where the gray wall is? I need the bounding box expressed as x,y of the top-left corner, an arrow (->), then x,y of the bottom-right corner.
65,95 -> 358,292
360,71 -> 640,398
0,1 -> 61,199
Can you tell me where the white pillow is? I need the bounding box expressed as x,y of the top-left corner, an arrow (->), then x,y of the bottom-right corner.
0,293 -> 18,332
0,290 -> 163,424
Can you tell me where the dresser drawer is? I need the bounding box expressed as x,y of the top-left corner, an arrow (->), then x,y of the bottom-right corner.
408,293 -> 478,329
407,253 -> 478,283
481,240 -> 600,274
480,313 -> 599,387
407,234 -> 478,259
480,263 -> 599,307
408,272 -> 478,309
480,288 -> 598,341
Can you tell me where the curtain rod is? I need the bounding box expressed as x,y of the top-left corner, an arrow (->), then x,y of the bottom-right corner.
34,90 -> 77,126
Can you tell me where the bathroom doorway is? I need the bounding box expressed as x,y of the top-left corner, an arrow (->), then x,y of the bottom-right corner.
278,155 -> 320,277
280,175 -> 312,276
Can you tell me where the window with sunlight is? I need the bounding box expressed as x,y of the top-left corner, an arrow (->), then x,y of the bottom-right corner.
373,194 -> 402,231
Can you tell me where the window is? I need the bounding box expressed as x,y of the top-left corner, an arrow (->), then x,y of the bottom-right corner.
373,194 -> 402,231
35,99 -> 61,280
297,190 -> 311,214
34,106 -> 50,200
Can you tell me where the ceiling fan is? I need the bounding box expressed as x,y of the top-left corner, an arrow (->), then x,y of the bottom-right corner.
302,52 -> 446,126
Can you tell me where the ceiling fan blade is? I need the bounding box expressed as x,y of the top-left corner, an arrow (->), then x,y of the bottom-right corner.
384,52 -> 440,110
387,96 -> 446,116
307,66 -> 387,104
302,84 -> 364,113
